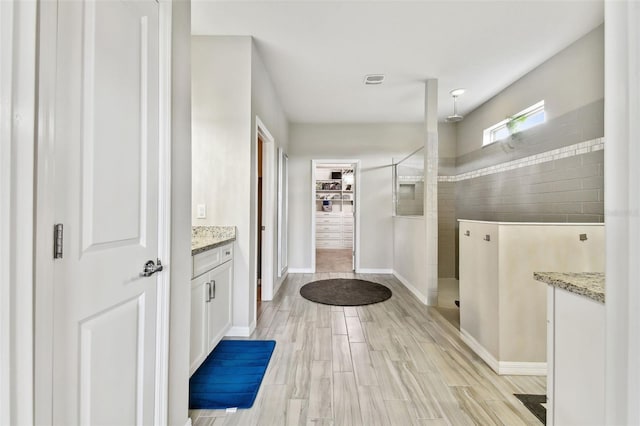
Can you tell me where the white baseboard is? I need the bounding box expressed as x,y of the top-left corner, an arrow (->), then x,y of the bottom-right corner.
356,268 -> 393,274
287,268 -> 313,273
227,319 -> 256,338
460,328 -> 547,376
392,270 -> 429,305
499,361 -> 547,376
460,328 -> 500,373
226,326 -> 250,337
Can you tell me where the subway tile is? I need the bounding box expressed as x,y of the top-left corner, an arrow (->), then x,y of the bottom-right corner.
553,155 -> 583,170
582,175 -> 604,190
582,202 -> 605,215
529,178 -> 582,194
581,150 -> 604,165
567,214 -> 603,223
531,189 -> 599,204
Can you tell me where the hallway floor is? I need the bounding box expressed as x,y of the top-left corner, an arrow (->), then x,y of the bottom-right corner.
189,272 -> 545,425
315,249 -> 353,272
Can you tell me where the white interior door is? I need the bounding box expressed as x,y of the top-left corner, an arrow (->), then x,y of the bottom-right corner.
51,1 -> 163,424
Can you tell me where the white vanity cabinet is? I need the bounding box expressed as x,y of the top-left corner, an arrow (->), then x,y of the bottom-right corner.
546,285 -> 605,426
190,242 -> 233,375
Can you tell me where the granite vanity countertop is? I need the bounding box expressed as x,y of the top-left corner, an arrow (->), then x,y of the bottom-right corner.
533,272 -> 605,304
192,226 -> 236,255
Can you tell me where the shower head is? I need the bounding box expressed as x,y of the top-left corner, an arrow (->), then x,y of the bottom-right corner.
446,89 -> 465,123
446,113 -> 463,123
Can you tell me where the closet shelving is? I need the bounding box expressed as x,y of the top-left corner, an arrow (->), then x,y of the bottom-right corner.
315,166 -> 354,249
315,168 -> 354,212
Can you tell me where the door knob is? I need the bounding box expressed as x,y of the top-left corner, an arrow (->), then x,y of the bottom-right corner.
140,259 -> 164,277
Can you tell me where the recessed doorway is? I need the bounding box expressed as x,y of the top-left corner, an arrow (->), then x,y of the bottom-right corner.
312,160 -> 360,273
257,134 -> 263,303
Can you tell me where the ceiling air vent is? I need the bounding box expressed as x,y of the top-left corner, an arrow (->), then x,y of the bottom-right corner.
364,74 -> 385,85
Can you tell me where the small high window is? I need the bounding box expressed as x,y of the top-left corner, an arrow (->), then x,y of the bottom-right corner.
482,100 -> 545,146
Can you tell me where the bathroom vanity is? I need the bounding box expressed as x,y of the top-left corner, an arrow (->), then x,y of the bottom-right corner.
458,220 -> 604,375
190,226 -> 236,375
534,272 -> 605,426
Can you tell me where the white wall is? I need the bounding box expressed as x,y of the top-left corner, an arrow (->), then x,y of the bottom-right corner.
457,25 -> 604,156
191,36 -> 253,332
288,123 -> 423,271
250,42 -> 290,303
168,1 -> 191,425
392,217 -> 427,303
192,36 -> 289,336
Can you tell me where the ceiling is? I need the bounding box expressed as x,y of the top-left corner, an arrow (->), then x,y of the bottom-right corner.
191,1 -> 603,123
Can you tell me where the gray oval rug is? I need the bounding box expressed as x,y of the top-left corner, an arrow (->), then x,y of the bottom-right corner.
299,279 -> 392,306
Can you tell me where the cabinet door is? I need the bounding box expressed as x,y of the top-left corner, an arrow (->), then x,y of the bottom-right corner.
190,273 -> 210,375
207,260 -> 233,352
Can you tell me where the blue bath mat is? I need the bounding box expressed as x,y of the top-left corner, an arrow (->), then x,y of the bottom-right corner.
189,340 -> 276,409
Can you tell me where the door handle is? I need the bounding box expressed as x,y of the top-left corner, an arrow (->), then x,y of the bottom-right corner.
140,259 -> 163,277
212,280 -> 216,299
206,282 -> 211,302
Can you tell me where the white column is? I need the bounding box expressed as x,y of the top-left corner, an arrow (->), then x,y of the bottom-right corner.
605,1 -> 640,424
424,80 -> 439,305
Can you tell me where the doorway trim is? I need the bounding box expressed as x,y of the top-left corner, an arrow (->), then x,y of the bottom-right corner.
32,1 -> 173,423
310,159 -> 361,273
0,1 -> 38,423
255,116 -> 275,303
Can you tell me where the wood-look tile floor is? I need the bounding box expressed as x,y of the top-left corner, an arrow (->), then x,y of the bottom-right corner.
189,273 -> 546,426
315,249 -> 353,273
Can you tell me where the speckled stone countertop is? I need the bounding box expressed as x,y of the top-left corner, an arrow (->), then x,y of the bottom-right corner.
192,226 -> 236,255
534,272 -> 605,304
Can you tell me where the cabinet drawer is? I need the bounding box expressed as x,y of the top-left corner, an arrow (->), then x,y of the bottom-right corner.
317,231 -> 341,240
193,247 -> 221,278
317,239 -> 342,248
220,243 -> 233,264
316,216 -> 341,224
316,224 -> 340,233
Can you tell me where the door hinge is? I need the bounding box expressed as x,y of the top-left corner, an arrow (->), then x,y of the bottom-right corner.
54,223 -> 64,259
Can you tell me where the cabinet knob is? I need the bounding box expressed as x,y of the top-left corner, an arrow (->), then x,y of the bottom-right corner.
464,230 -> 470,237
483,234 -> 491,242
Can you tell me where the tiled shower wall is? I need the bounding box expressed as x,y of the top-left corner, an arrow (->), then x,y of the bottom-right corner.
437,180 -> 456,278
437,99 -> 604,278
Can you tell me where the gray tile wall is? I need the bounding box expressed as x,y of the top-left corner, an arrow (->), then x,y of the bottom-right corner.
456,150 -> 604,223
438,181 -> 456,278
437,98 -> 604,278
